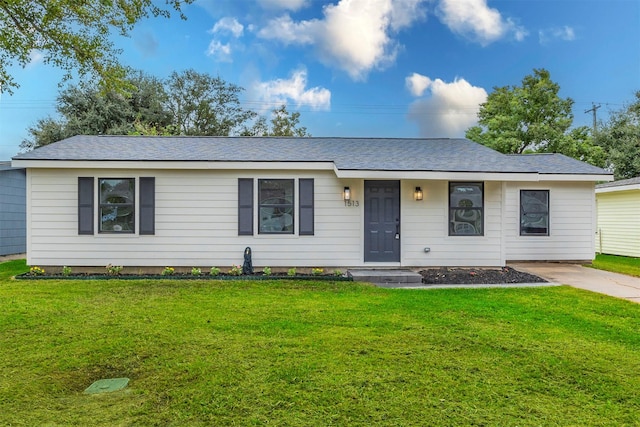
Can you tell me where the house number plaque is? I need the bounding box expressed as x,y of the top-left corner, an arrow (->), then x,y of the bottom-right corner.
344,200 -> 360,207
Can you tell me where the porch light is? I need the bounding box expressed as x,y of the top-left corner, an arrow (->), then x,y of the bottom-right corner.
343,186 -> 351,201
414,187 -> 423,201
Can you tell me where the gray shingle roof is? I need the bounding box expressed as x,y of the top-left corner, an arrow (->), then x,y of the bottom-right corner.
12,135 -> 612,175
596,176 -> 640,189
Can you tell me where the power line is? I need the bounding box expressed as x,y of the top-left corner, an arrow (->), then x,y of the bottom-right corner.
584,103 -> 601,133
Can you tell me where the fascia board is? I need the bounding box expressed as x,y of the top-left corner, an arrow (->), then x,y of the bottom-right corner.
596,184 -> 640,194
11,160 -> 336,171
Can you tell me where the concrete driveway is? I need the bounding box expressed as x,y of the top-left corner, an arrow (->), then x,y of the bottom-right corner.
510,262 -> 640,304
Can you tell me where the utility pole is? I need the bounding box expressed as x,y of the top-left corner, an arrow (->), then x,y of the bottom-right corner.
585,103 -> 601,133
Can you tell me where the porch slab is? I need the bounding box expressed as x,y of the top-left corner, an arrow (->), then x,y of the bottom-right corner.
348,269 -> 423,285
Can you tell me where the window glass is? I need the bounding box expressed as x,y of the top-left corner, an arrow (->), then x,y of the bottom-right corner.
259,179 -> 294,234
99,178 -> 135,233
449,183 -> 483,236
520,190 -> 549,236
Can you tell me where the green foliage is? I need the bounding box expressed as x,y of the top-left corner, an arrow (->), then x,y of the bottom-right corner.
22,71 -> 311,150
228,264 -> 242,276
594,91 -> 640,179
191,267 -> 201,276
165,69 -> 257,136
105,264 -> 122,275
466,68 -> 605,166
209,266 -> 220,276
1,271 -> 640,425
287,267 -> 296,277
241,104 -> 311,137
262,266 -> 272,276
591,254 -> 640,277
311,267 -> 324,276
21,71 -> 172,150
161,266 -> 175,276
0,0 -> 192,95
61,266 -> 72,276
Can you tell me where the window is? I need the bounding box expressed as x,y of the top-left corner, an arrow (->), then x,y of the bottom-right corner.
78,177 -> 156,236
258,179 -> 294,234
238,178 -> 314,236
449,182 -> 483,236
520,190 -> 549,236
99,178 -> 135,233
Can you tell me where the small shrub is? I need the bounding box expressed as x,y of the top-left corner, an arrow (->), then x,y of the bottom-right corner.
210,267 -> 220,276
333,269 -> 343,277
311,268 -> 324,276
287,267 -> 296,277
61,266 -> 72,276
228,265 -> 242,276
162,266 -> 175,276
106,264 -> 123,276
262,266 -> 272,276
191,267 -> 202,276
29,266 -> 45,276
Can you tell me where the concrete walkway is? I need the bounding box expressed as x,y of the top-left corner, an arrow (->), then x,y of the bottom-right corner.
510,262 -> 640,304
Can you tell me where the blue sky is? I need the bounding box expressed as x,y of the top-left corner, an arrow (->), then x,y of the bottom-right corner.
1,0 -> 639,160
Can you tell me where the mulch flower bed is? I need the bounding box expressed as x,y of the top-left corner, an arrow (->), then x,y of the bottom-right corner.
420,266 -> 547,285
15,272 -> 353,281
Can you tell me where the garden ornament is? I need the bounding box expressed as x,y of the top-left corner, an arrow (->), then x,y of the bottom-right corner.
242,247 -> 253,275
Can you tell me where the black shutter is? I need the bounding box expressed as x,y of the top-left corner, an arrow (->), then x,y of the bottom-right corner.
139,177 -> 155,235
78,177 -> 94,235
299,179 -> 314,235
238,178 -> 254,235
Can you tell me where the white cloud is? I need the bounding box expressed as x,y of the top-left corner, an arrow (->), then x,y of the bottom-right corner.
257,0 -> 308,11
27,50 -> 44,67
253,69 -> 331,111
407,74 -> 487,137
210,17 -> 244,38
539,26 -> 576,44
437,0 -> 527,45
405,72 -> 432,97
206,40 -> 233,61
258,0 -> 429,80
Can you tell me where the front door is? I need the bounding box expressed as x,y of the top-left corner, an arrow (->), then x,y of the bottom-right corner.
364,180 -> 400,262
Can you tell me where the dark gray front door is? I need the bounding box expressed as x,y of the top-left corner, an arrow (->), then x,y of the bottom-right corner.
364,180 -> 400,262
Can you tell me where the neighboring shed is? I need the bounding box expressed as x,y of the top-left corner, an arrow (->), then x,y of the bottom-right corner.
12,136 -> 613,269
0,162 -> 26,256
595,177 -> 640,257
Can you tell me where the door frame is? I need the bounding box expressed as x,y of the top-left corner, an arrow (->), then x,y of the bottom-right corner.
363,180 -> 401,263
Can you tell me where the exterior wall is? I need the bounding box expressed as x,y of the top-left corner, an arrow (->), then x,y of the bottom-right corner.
595,190 -> 640,257
0,168 -> 26,256
26,168 -> 363,268
401,180 -> 503,266
504,181 -> 596,261
25,167 -> 594,268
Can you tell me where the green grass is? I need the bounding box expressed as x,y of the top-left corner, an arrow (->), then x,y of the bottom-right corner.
591,253 -> 640,277
1,259 -> 640,426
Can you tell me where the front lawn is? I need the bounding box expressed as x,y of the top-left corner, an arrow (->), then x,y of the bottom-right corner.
591,253 -> 640,277
1,259 -> 639,425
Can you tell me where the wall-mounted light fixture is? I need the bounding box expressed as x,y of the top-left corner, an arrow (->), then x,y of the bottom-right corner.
343,186 -> 351,201
414,186 -> 423,201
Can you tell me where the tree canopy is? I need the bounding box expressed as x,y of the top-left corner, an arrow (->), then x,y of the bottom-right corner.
22,70 -> 311,150
0,0 -> 191,94
595,91 -> 640,179
466,68 -> 605,166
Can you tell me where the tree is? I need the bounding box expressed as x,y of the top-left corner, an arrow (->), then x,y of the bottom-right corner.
165,69 -> 258,136
466,68 -> 604,166
595,91 -> 640,179
242,105 -> 311,137
21,71 -> 171,150
0,0 -> 191,94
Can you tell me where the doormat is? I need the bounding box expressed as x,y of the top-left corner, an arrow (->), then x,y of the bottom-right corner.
84,378 -> 129,394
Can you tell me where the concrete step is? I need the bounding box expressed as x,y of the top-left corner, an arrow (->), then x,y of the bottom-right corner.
347,269 -> 423,284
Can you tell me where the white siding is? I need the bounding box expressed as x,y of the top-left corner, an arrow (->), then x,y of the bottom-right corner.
401,180 -> 503,267
504,182 -> 596,261
595,190 -> 640,257
27,169 -> 362,268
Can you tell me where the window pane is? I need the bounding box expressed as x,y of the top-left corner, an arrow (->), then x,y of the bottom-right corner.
99,178 -> 135,233
521,190 -> 549,235
449,183 -> 483,236
259,179 -> 294,234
